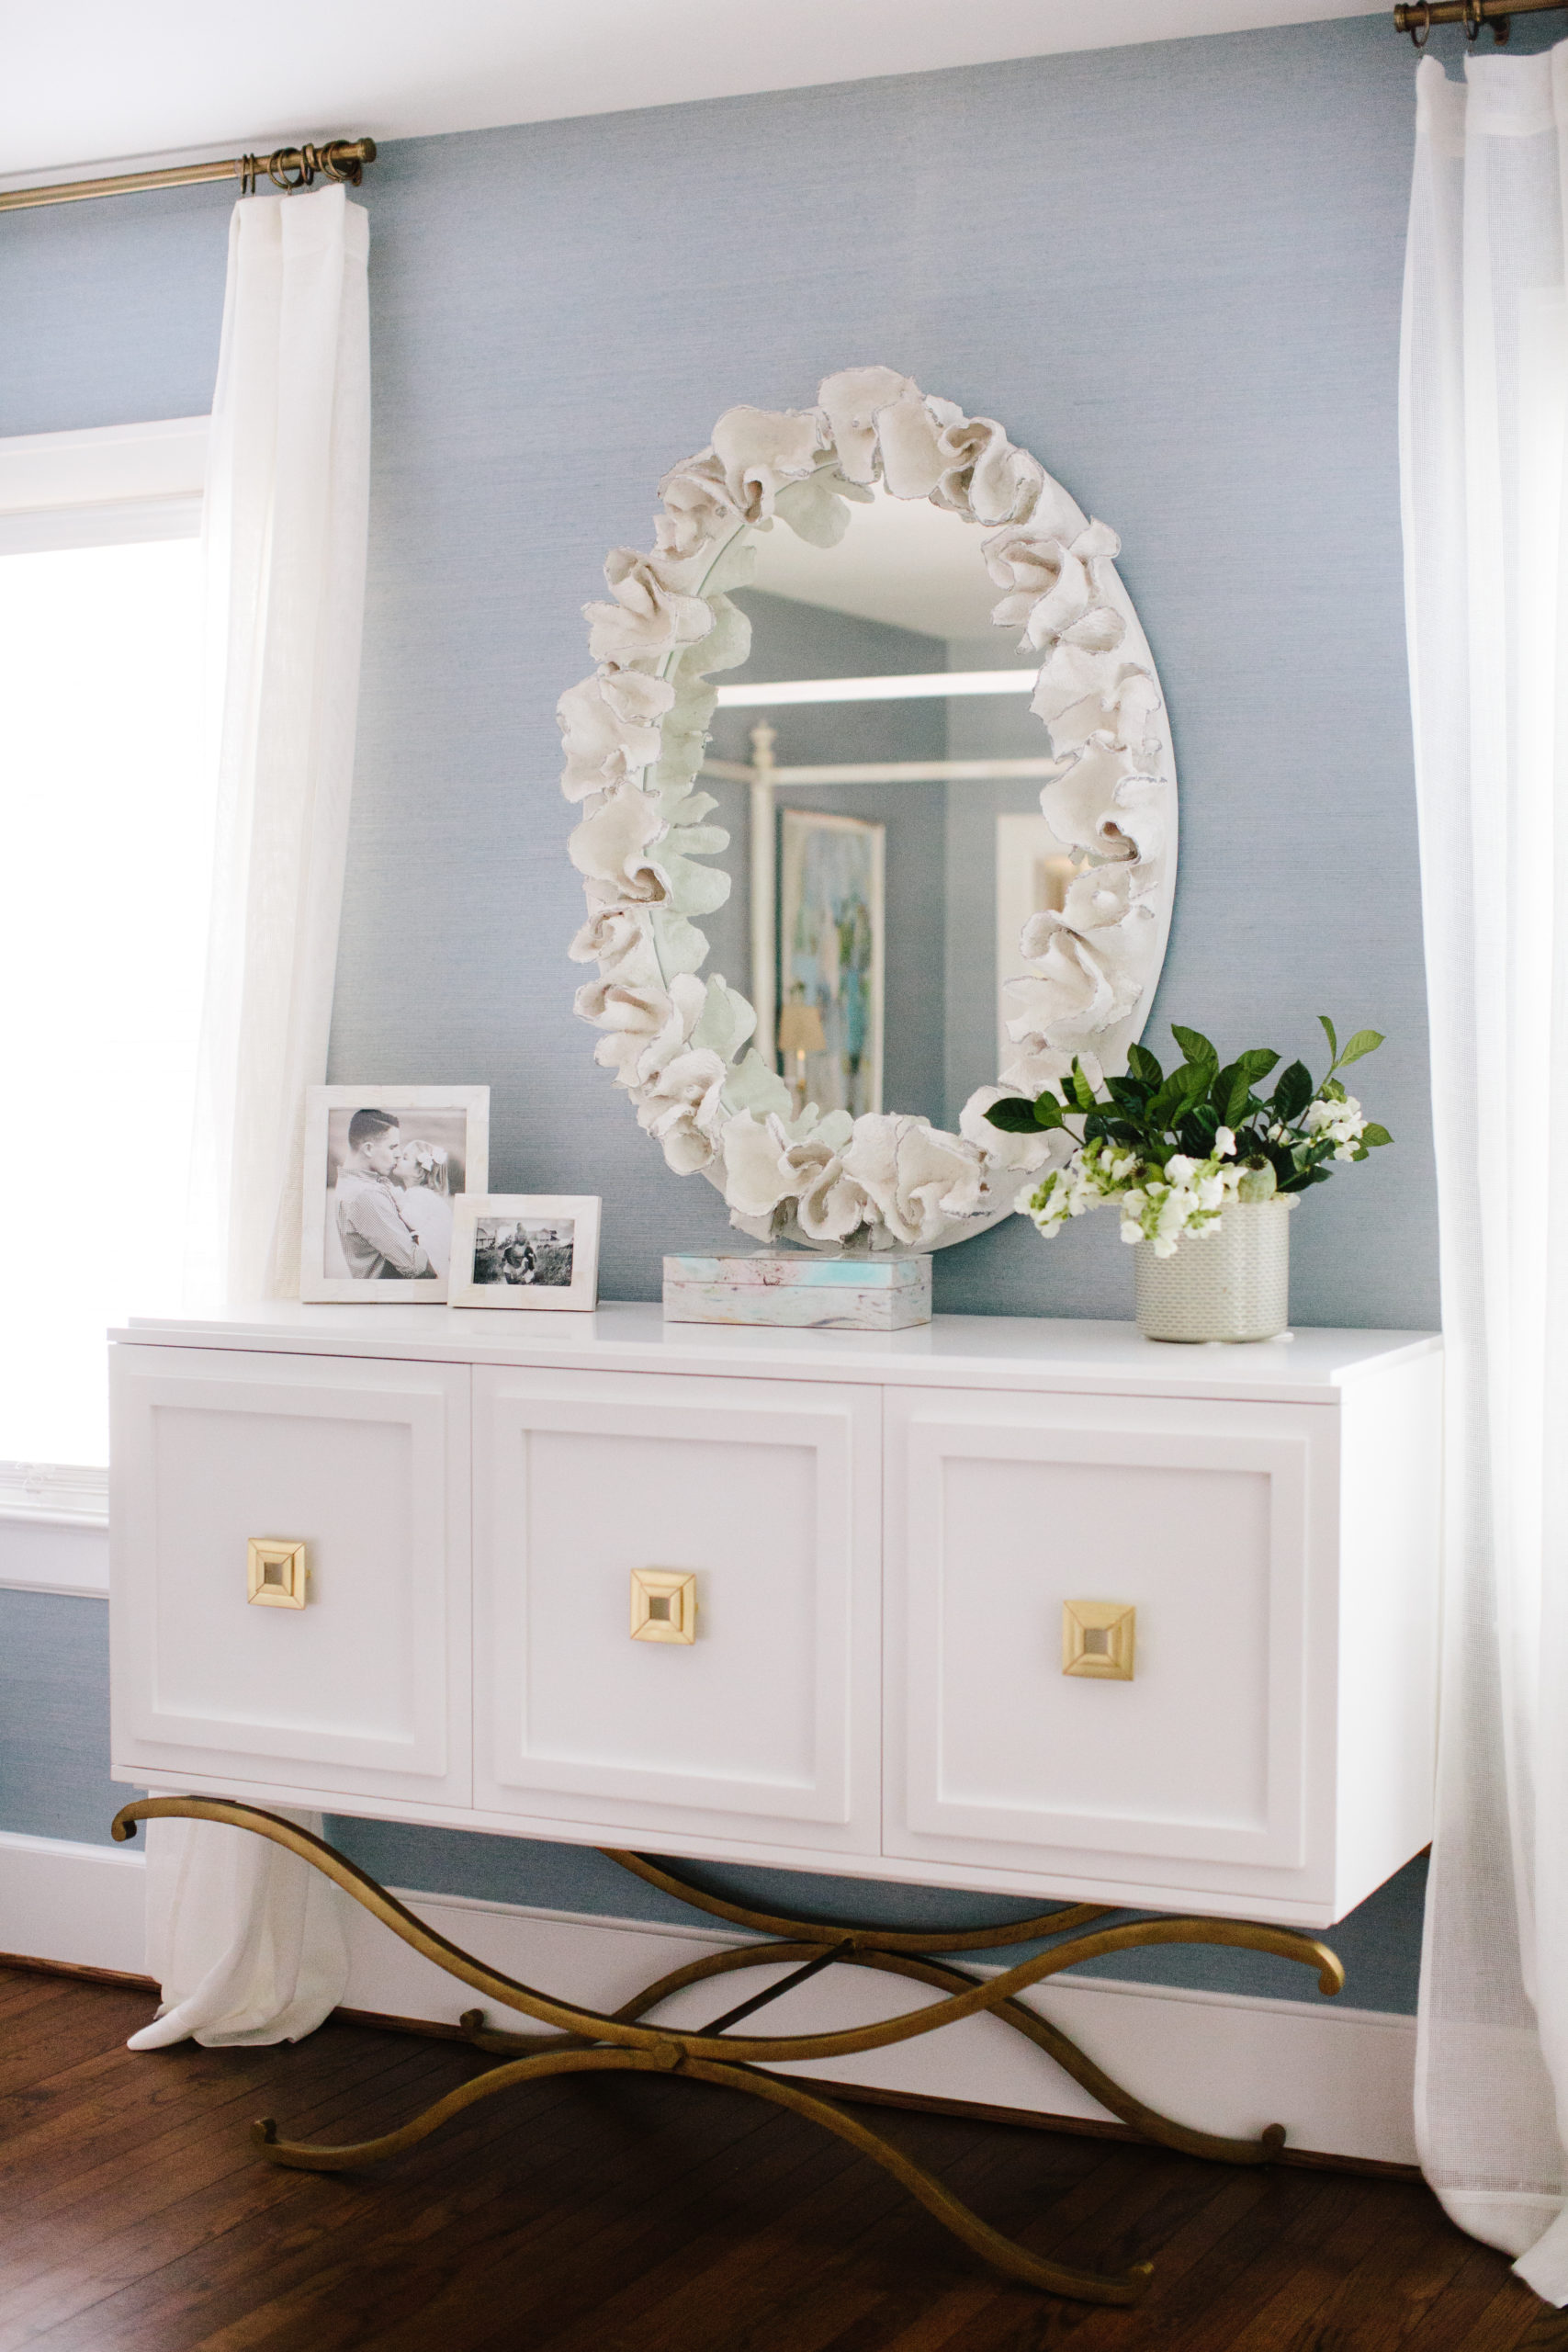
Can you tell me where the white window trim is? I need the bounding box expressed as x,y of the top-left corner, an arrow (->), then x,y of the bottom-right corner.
0,418 -> 209,1521
0,415 -> 208,555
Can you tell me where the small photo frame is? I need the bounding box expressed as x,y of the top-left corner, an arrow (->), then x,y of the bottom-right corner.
301,1086 -> 490,1303
449,1195 -> 602,1312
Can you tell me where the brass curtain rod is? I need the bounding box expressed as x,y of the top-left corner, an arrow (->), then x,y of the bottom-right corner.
0,136 -> 377,217
1394,0 -> 1567,41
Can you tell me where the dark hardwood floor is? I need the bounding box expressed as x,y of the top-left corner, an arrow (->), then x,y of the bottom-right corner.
0,1964 -> 1562,2352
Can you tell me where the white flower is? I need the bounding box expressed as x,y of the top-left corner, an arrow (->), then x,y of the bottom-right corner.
1301,1093 -> 1367,1160
1215,1126 -> 1236,1158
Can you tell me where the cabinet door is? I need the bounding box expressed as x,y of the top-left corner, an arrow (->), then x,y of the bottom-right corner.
884,1386 -> 1335,1905
110,1345 -> 471,1805
474,1366 -> 881,1855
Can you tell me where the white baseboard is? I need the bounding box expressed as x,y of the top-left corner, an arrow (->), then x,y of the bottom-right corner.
0,1829 -> 147,1972
0,1831 -> 1418,2168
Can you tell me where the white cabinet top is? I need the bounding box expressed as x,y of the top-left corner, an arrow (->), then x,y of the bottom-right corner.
115,1300 -> 1439,1406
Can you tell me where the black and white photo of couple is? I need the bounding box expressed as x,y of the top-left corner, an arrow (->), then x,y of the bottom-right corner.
325,1105 -> 467,1283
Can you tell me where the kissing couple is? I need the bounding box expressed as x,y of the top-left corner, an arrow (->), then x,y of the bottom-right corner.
333,1107 -> 454,1282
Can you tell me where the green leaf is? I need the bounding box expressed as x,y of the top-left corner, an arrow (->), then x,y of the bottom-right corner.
1262,1138 -> 1298,1185
984,1098 -> 1041,1134
1237,1049 -> 1280,1082
1224,1072 -> 1253,1128
1087,1114 -> 1143,1148
1361,1123 -> 1393,1148
1280,1164 -> 1331,1193
1271,1060 -> 1313,1122
1032,1093 -> 1066,1130
1171,1024 -> 1218,1068
1318,1014 -> 1338,1059
1338,1029 -> 1385,1067
1104,1075 -> 1150,1112
1070,1060 -> 1098,1113
1126,1042 -> 1163,1087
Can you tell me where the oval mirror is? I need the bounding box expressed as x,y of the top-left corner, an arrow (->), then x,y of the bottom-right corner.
561,368 -> 1177,1253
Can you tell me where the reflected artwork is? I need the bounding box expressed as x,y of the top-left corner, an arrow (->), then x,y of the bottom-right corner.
779,808 -> 885,1118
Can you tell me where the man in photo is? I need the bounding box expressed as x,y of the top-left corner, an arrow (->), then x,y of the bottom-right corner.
334,1109 -> 431,1280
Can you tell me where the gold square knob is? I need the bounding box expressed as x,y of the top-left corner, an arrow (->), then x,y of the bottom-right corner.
247,1538 -> 309,1609
1062,1600 -> 1135,1679
630,1568 -> 697,1644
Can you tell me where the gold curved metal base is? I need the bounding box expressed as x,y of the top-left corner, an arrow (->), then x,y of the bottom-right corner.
251,2045 -> 1154,2303
113,1795 -> 1341,2305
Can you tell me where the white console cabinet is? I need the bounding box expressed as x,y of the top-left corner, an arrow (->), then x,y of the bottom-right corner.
108,1305 -> 1441,1930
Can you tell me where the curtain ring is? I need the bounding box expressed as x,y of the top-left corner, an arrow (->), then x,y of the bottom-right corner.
266,148 -> 310,193
1464,0 -> 1483,41
1409,1 -> 1432,47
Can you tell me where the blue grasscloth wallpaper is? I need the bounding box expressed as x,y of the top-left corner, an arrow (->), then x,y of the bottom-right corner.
4,11 -> 1493,2012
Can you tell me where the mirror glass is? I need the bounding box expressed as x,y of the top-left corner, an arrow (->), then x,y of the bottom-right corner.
695,487 -> 1080,1136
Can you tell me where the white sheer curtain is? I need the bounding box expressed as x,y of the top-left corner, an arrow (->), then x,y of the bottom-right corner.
1403,45 -> 1568,2301
127,1808 -> 349,2052
186,179 -> 371,1306
132,181 -> 370,2052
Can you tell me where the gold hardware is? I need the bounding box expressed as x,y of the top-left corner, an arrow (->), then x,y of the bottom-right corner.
0,137 -> 377,217
629,1567 -> 697,1643
247,1538 -> 309,1610
1393,0 -> 1543,42
114,1795 -> 1342,2306
1062,1600 -> 1136,1680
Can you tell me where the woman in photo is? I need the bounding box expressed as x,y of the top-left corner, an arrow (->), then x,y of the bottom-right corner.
393,1140 -> 454,1283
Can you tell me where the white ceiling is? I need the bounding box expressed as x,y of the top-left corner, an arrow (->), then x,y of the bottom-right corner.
749,488 -> 1026,643
3,1 -> 1387,184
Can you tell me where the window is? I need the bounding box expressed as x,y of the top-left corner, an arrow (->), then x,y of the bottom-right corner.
0,420 -> 210,1472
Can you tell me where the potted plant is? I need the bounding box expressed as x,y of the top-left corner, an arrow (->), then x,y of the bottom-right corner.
986,1019 -> 1392,1341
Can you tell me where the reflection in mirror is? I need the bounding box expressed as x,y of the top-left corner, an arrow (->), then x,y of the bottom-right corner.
697,485 -> 1077,1135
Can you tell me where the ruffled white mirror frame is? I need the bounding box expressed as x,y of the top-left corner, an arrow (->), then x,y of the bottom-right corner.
559,368 -> 1178,1254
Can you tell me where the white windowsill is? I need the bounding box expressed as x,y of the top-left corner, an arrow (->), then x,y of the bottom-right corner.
0,1463 -> 109,1594
0,1462 -> 108,1526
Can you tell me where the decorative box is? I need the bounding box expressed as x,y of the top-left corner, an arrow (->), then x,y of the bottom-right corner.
661,1252 -> 932,1331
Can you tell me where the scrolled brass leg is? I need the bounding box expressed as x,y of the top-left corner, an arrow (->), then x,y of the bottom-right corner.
816,1949 -> 1293,2167
251,2046 -> 672,2171
117,1797 -> 1332,2304
253,2040 -> 1152,2303
601,1939 -> 1292,2166
648,2056 -> 1154,2304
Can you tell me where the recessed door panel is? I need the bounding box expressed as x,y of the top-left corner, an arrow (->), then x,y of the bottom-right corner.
474,1366 -> 880,1854
885,1388 -> 1329,1886
110,1345 -> 470,1804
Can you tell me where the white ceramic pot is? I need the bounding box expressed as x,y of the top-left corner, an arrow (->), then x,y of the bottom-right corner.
1134,1196 -> 1295,1343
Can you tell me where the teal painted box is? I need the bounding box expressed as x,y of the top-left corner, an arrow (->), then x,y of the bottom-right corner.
662,1252 -> 932,1331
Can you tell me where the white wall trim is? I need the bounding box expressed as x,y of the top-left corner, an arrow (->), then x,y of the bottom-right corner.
0,1831 -> 1417,2167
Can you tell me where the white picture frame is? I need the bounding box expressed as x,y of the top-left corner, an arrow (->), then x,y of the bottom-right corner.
449,1194 -> 602,1312
300,1085 -> 491,1303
